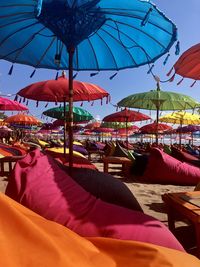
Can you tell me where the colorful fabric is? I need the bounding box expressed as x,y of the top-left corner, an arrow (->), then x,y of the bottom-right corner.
1,193 -> 199,267
6,149 -> 184,251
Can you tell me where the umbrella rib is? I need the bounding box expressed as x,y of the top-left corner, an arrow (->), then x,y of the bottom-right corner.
95,8 -> 174,36
108,20 -> 166,50
34,36 -> 57,67
86,38 -> 100,71
93,32 -> 119,69
98,27 -> 137,66
0,21 -> 41,47
0,25 -> 47,60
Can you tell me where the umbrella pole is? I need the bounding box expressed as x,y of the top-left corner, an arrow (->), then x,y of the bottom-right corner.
68,47 -> 75,171
63,99 -> 66,157
156,106 -> 159,145
125,118 -> 128,149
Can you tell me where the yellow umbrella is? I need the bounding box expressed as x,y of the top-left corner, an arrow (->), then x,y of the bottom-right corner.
159,111 -> 200,144
159,111 -> 200,125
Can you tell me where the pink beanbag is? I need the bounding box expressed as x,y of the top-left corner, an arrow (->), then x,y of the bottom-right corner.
6,149 -> 184,251
141,148 -> 200,185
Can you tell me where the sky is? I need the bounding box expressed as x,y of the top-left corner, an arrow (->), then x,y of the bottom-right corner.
0,0 -> 200,125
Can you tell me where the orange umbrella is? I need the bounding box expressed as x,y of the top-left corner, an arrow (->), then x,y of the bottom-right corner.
4,114 -> 41,126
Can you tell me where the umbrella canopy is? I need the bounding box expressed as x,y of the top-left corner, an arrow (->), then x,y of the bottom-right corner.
0,97 -> 28,111
140,123 -> 172,134
102,109 -> 151,123
159,111 -> 200,144
176,125 -> 200,133
85,121 -> 101,130
43,106 -> 93,122
4,114 -> 42,126
0,1 -> 177,71
17,73 -> 110,104
117,81 -> 200,143
114,125 -> 139,136
169,43 -> 200,85
0,0 -> 178,169
159,111 -> 200,125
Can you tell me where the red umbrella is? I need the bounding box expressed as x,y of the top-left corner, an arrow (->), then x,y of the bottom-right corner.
85,121 -> 101,130
103,108 -> 150,144
168,43 -> 200,86
140,123 -> 172,134
0,96 -> 28,111
16,71 -> 110,168
117,125 -> 139,135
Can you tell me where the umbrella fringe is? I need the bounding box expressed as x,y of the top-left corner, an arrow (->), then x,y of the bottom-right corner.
55,71 -> 59,80
147,64 -> 154,74
163,53 -> 170,65
190,80 -> 197,87
90,72 -> 99,77
109,72 -> 118,80
169,73 -> 175,82
36,101 -> 39,107
14,95 -> 18,101
26,100 -> 29,106
30,69 -> 36,78
175,41 -> 180,55
177,77 -> 184,85
45,103 -> 48,108
73,72 -> 78,79
8,64 -> 14,75
166,67 -> 174,76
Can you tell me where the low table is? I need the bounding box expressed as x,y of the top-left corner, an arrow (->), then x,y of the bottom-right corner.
162,191 -> 200,258
102,156 -> 132,177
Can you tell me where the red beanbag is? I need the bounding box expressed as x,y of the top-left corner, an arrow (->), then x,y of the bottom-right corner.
142,148 -> 200,185
6,149 -> 184,251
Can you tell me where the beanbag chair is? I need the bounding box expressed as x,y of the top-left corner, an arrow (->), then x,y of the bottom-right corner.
141,148 -> 200,185
59,163 -> 143,212
54,154 -> 97,170
6,149 -> 184,251
171,146 -> 200,167
1,193 -> 199,267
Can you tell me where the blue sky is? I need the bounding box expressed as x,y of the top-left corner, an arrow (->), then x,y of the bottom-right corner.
0,0 -> 200,124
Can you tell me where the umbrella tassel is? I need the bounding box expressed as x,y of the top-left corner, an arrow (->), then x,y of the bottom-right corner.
8,65 -> 14,75
141,7 -> 153,26
190,80 -> 197,87
109,72 -> 118,80
55,71 -> 59,80
177,77 -> 184,85
167,67 -> 174,76
23,97 -> 26,103
73,73 -> 78,79
30,69 -> 36,78
169,73 -> 175,82
147,64 -> 154,74
80,102 -> 83,107
163,54 -> 170,65
14,95 -> 18,101
91,101 -> 94,106
175,41 -> 180,55
101,99 -> 103,105
36,101 -> 39,107
26,100 -> 29,106
19,98 -> 22,103
45,102 -> 48,108
90,72 -> 99,77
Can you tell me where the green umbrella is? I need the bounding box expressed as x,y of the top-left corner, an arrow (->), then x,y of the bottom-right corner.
43,105 -> 93,124
117,81 -> 200,143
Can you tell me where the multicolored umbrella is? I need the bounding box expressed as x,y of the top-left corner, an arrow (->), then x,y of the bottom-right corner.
118,81 -> 200,143
0,0 -> 178,169
159,111 -> 200,144
168,43 -> 200,86
103,108 -> 150,143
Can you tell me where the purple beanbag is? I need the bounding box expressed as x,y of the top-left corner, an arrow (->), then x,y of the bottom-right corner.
6,149 -> 184,251
141,148 -> 200,185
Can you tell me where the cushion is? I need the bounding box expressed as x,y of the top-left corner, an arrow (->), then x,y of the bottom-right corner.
1,194 -> 197,267
112,142 -> 129,157
141,148 -> 200,185
54,155 -> 97,170
6,149 -> 184,251
58,163 -> 143,212
171,146 -> 200,167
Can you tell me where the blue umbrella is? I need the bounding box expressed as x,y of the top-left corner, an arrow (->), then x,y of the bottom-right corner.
0,0 -> 178,168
